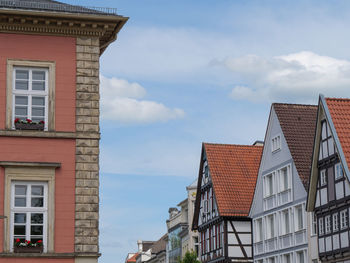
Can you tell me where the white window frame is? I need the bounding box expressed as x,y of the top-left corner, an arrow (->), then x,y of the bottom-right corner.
340,210 -> 348,230
10,181 -> 48,252
335,163 -> 343,180
311,213 -> 317,236
255,218 -> 263,242
264,173 -> 275,197
6,59 -> 55,131
282,253 -> 292,263
296,250 -> 305,263
12,67 -> 49,130
278,165 -> 291,193
266,214 -> 275,239
333,213 -> 338,232
281,209 -> 290,235
271,135 -> 281,152
294,205 -> 304,231
320,169 -> 326,186
325,215 -> 331,234
319,217 -> 324,235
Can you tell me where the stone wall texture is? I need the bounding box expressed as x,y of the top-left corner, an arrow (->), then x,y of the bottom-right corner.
75,36 -> 100,254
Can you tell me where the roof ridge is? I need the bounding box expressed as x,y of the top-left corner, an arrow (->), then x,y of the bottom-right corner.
203,142 -> 263,147
272,102 -> 317,107
326,97 -> 350,101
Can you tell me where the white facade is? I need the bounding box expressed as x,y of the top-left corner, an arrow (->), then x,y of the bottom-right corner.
250,106 -> 318,263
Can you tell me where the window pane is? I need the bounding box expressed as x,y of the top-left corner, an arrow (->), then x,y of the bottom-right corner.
31,237 -> 43,244
16,70 -> 29,80
32,81 -> 45,91
14,225 -> 26,235
32,117 -> 44,122
32,107 -> 45,117
15,80 -> 28,90
31,225 -> 43,235
322,141 -> 328,159
31,213 -> 43,224
15,96 -> 28,105
322,122 -> 327,140
14,213 -> 26,223
32,97 -> 45,106
15,185 -> 27,195
31,197 -> 43,207
15,197 -> 26,207
32,186 -> 44,196
32,71 -> 45,81
15,106 -> 28,116
328,138 -> 334,156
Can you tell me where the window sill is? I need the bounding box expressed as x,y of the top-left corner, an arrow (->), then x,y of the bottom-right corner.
0,129 -> 100,139
272,149 -> 281,154
0,252 -> 75,258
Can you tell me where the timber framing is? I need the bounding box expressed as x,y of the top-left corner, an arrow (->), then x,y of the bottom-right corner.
0,9 -> 128,54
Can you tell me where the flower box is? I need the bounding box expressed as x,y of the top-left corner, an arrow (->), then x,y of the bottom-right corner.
15,122 -> 44,131
14,246 -> 43,253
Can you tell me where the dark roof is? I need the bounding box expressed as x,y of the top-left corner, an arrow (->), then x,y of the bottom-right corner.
203,143 -> 262,217
0,0 -> 118,16
273,103 -> 318,189
150,234 -> 167,255
142,241 -> 155,252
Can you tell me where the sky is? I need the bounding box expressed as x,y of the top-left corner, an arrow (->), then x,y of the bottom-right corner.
65,0 -> 350,262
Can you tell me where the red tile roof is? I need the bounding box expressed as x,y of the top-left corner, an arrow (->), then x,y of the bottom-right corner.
273,103 -> 318,189
325,98 -> 350,167
204,143 -> 263,217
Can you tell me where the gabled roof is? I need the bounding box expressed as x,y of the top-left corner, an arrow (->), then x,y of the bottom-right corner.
0,0 -> 117,16
150,234 -> 167,255
325,97 -> 350,172
200,143 -> 262,218
273,103 -> 318,189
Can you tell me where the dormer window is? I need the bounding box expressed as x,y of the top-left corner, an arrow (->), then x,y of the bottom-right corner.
271,135 -> 281,152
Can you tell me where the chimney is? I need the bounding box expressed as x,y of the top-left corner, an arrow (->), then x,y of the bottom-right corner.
137,240 -> 142,252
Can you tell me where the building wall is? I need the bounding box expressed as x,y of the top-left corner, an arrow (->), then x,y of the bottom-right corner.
250,108 -> 310,262
0,33 -> 76,131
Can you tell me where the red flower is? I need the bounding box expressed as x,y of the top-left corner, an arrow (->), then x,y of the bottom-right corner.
14,118 -> 20,124
15,238 -> 20,243
39,120 -> 45,124
37,240 -> 42,243
26,119 -> 32,123
26,240 -> 30,244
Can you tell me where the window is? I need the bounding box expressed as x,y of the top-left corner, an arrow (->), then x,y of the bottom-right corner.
325,215 -> 331,233
6,60 -> 55,131
319,217 -> 324,235
267,214 -> 275,239
340,210 -> 348,229
265,173 -> 274,197
281,210 -> 290,235
279,167 -> 290,192
255,218 -> 263,242
333,213 -> 338,232
11,182 -> 47,251
272,135 -> 281,152
296,251 -> 305,263
320,170 -> 326,186
335,163 -> 343,180
311,213 -> 317,235
295,205 -> 304,231
268,257 -> 275,263
282,254 -> 291,263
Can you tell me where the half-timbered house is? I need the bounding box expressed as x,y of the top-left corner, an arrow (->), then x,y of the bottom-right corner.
192,143 -> 263,263
249,103 -> 318,263
307,96 -> 350,262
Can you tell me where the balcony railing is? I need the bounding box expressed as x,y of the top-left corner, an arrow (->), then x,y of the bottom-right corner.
0,0 -> 118,15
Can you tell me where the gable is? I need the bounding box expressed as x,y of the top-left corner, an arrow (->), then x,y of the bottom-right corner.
307,96 -> 350,211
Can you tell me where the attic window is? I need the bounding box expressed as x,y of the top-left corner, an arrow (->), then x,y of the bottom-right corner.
272,135 -> 281,152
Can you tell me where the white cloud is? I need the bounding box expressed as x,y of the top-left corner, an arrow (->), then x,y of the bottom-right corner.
100,75 -> 185,124
221,51 -> 350,103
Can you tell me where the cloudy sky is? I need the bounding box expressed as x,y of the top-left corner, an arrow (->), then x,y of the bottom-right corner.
65,0 -> 350,262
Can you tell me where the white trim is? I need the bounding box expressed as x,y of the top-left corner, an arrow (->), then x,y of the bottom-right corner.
10,181 -> 48,252
271,134 -> 281,152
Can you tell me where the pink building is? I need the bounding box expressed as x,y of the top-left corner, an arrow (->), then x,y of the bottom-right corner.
0,1 -> 127,262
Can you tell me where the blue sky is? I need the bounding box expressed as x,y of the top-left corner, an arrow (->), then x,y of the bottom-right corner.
65,1 -> 350,262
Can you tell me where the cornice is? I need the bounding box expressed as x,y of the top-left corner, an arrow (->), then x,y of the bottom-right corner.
0,11 -> 128,54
